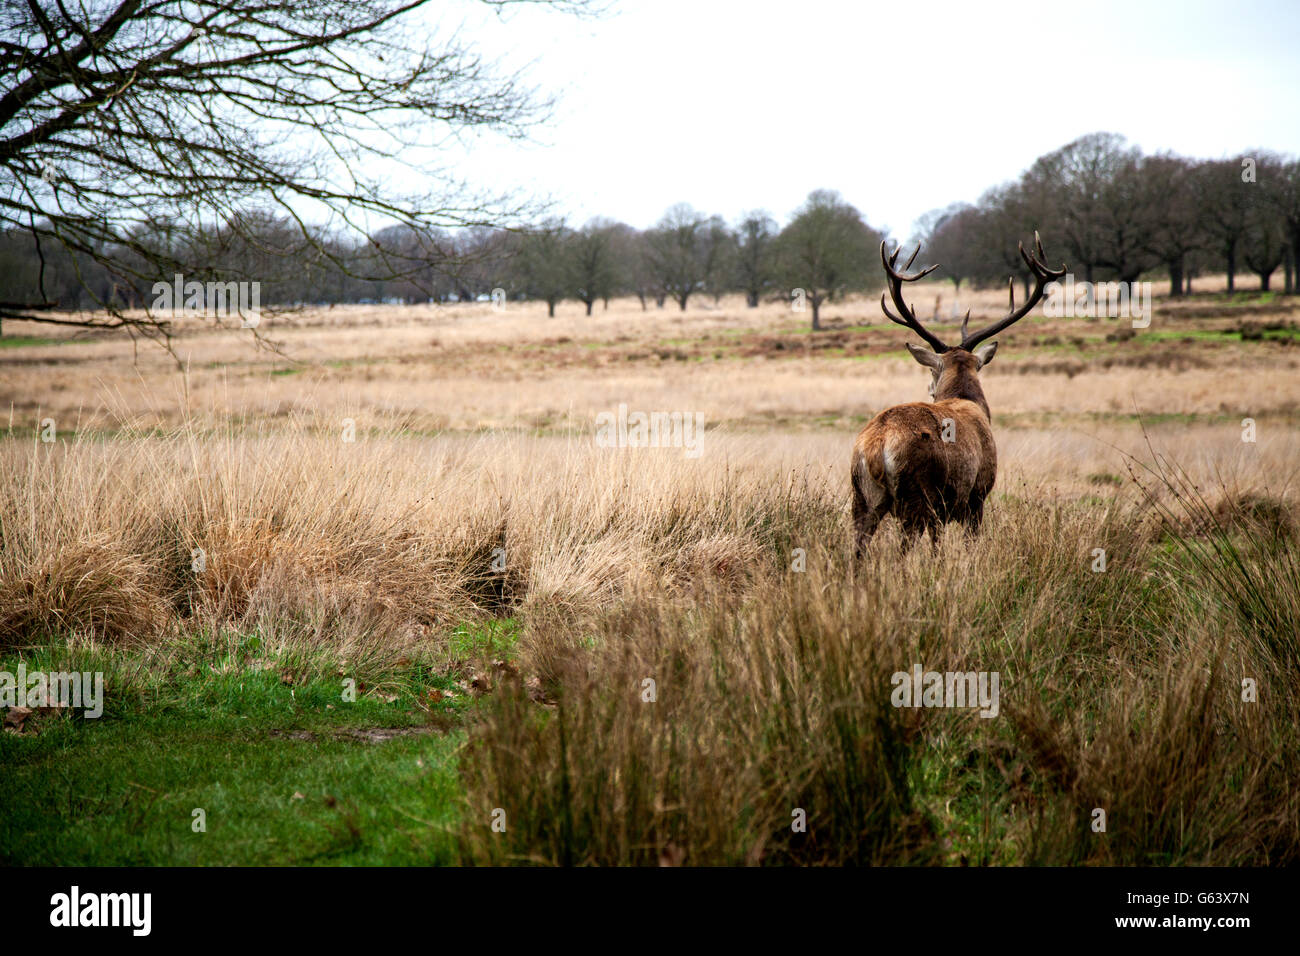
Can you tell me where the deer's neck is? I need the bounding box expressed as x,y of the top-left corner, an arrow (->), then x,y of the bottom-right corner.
936,370 -> 990,419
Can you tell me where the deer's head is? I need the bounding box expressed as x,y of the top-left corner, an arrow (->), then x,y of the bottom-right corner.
880,233 -> 1065,407
905,343 -> 997,401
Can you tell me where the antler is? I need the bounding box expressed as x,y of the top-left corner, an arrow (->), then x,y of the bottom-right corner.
959,231 -> 1066,350
879,240 -> 950,353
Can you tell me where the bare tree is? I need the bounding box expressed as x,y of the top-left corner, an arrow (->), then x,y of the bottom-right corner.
1195,158 -> 1254,293
606,223 -> 655,310
1265,156 -> 1300,294
919,203 -> 980,294
569,218 -> 619,315
645,204 -> 711,311
776,189 -> 881,331
1243,189 -> 1287,291
700,216 -> 735,305
0,0 -> 595,345
971,184 -> 1038,297
734,211 -> 776,307
517,218 -> 570,316
1027,133 -> 1151,284
1138,153 -> 1203,296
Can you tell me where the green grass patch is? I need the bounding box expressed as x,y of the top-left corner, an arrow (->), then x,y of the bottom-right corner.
1141,326 -> 1300,342
1,713 -> 463,865
0,335 -> 72,348
1205,291 -> 1277,306
449,618 -> 520,660
0,623 -> 520,865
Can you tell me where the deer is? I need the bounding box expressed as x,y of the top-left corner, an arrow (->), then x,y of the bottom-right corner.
851,233 -> 1065,556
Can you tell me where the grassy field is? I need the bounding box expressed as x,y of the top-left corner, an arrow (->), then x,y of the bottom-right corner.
2,279 -> 1299,865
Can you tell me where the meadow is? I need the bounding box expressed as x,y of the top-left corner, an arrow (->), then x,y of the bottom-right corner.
2,278 -> 1298,865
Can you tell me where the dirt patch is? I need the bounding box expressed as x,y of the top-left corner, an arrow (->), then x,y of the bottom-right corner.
1169,302 -> 1295,320
269,726 -> 439,744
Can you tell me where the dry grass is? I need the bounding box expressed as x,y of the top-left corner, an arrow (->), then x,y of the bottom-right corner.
457,468 -> 1300,865
4,420 -> 1295,646
5,279 -> 1299,434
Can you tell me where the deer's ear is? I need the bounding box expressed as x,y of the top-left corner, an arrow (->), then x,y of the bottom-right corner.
906,342 -> 942,370
974,342 -> 998,368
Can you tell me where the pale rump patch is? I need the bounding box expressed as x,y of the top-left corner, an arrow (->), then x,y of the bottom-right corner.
882,443 -> 897,480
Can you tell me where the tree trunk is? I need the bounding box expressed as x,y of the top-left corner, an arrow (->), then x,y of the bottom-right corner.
547,299 -> 556,318
655,294 -> 665,308
1287,230 -> 1300,293
1284,245 -> 1294,294
1225,245 -> 1236,293
677,294 -> 689,311
746,290 -> 758,308
1167,257 -> 1184,297
637,292 -> 647,311
1258,270 -> 1271,292
811,297 -> 821,331
584,300 -> 593,316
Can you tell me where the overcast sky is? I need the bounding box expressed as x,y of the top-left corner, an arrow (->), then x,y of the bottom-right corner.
416,0 -> 1300,237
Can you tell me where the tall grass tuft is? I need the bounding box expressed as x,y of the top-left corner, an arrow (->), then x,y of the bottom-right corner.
457,481 -> 1299,865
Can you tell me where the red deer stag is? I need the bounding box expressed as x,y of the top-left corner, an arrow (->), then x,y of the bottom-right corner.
851,233 -> 1065,555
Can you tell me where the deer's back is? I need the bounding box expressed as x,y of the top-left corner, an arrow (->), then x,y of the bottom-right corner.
852,399 -> 996,505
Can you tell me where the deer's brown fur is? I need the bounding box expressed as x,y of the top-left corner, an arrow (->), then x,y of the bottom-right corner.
851,349 -> 996,550
852,235 -> 1065,554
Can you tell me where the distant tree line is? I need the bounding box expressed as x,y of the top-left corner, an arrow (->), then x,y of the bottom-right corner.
0,188 -> 883,330
3,132 -> 1298,334
917,133 -> 1300,299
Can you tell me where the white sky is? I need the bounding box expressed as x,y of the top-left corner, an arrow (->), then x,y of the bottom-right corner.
404,0 -> 1300,237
